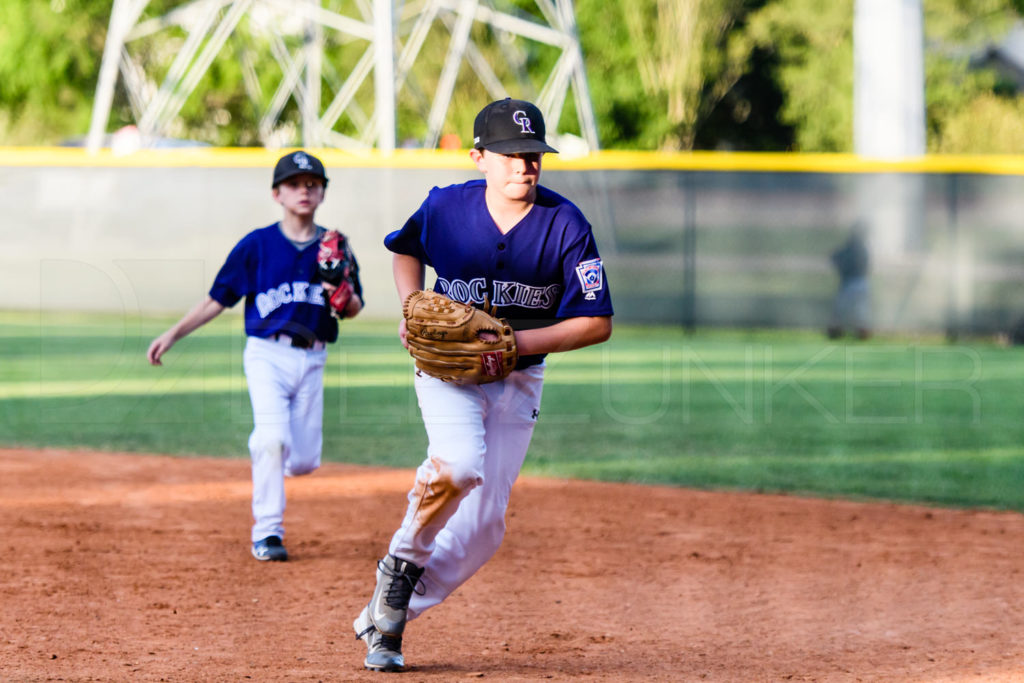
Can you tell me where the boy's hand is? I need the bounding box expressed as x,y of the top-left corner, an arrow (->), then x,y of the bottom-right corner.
398,318 -> 409,349
146,331 -> 176,366
323,279 -> 354,318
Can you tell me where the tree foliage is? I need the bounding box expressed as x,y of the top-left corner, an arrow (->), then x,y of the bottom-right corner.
1,0 -> 1023,152
935,92 -> 1024,152
922,0 -> 1024,152
577,0 -> 761,150
738,0 -> 1024,152
738,0 -> 854,151
0,0 -> 110,144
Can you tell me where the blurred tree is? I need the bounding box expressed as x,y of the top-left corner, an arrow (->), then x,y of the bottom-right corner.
935,91 -> 1024,152
738,0 -> 1024,152
922,0 -> 1024,152
693,45 -> 794,150
2,0 -> 1023,151
738,0 -> 855,151
0,0 -> 112,144
578,0 -> 762,150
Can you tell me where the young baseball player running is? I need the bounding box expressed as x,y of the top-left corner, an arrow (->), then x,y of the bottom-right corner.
352,98 -> 614,672
146,151 -> 363,562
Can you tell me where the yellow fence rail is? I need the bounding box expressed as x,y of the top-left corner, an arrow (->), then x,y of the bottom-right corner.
3,147 -> 1024,175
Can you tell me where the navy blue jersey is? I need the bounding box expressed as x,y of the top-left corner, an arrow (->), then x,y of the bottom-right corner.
384,179 -> 613,365
209,223 -> 363,343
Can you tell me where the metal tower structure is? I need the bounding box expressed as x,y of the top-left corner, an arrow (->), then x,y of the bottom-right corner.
86,0 -> 599,153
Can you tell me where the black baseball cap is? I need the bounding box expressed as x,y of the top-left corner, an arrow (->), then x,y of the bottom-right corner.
473,98 -> 558,154
272,150 -> 328,187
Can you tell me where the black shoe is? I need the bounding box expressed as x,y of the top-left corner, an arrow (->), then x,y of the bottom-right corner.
251,535 -> 288,561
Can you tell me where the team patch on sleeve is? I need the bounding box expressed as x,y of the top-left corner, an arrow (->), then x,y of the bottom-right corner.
574,258 -> 604,300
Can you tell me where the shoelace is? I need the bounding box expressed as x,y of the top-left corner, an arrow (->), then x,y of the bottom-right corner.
355,622 -> 404,653
379,633 -> 403,651
379,559 -> 425,609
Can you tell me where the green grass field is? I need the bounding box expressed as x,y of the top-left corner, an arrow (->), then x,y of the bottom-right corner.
3,311 -> 1023,510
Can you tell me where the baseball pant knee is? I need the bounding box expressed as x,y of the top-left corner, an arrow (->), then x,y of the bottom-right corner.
411,456 -> 482,528
283,457 -> 319,477
249,427 -> 291,460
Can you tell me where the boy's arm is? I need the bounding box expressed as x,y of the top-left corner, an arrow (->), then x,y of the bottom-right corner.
393,253 -> 426,349
393,253 -> 426,302
515,315 -> 612,356
146,295 -> 226,366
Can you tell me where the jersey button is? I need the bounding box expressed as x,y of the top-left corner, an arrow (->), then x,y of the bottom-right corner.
496,243 -> 506,251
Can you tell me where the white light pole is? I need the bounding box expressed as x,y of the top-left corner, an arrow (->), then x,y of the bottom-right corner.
853,0 -> 940,332
854,0 -> 926,158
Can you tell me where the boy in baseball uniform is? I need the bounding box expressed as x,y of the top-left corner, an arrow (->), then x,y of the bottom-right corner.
147,151 -> 363,562
353,99 -> 613,671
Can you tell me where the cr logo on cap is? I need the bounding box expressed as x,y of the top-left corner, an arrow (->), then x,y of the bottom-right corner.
293,152 -> 313,170
512,110 -> 535,135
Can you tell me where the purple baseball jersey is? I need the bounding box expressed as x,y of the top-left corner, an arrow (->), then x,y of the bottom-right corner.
384,179 -> 613,366
209,223 -> 363,343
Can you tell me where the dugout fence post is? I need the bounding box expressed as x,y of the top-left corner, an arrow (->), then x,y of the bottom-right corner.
681,170 -> 697,334
944,173 -> 958,342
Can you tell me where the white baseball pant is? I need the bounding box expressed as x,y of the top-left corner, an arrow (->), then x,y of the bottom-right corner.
389,363 -> 545,620
243,336 -> 327,543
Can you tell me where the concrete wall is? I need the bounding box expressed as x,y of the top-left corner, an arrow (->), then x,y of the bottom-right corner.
2,161 -> 476,319
5,150 -> 1024,334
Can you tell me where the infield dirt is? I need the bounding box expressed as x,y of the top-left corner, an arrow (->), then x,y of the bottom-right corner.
3,448 -> 1024,682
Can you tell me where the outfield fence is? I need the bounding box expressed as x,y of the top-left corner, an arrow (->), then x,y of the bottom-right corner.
3,148 -> 1024,336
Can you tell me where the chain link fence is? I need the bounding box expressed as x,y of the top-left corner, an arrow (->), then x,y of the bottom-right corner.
3,151 -> 1023,337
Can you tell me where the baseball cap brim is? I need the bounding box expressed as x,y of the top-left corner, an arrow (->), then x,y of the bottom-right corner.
274,169 -> 328,186
481,138 -> 558,154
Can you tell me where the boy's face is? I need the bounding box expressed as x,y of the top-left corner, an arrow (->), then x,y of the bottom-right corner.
272,174 -> 325,217
470,149 -> 542,203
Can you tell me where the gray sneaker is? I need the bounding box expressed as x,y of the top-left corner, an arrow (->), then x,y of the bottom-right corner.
354,606 -> 405,672
366,554 -> 424,635
354,555 -> 424,672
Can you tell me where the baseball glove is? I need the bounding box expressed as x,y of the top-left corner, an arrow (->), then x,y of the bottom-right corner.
317,229 -> 355,318
403,290 -> 518,385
